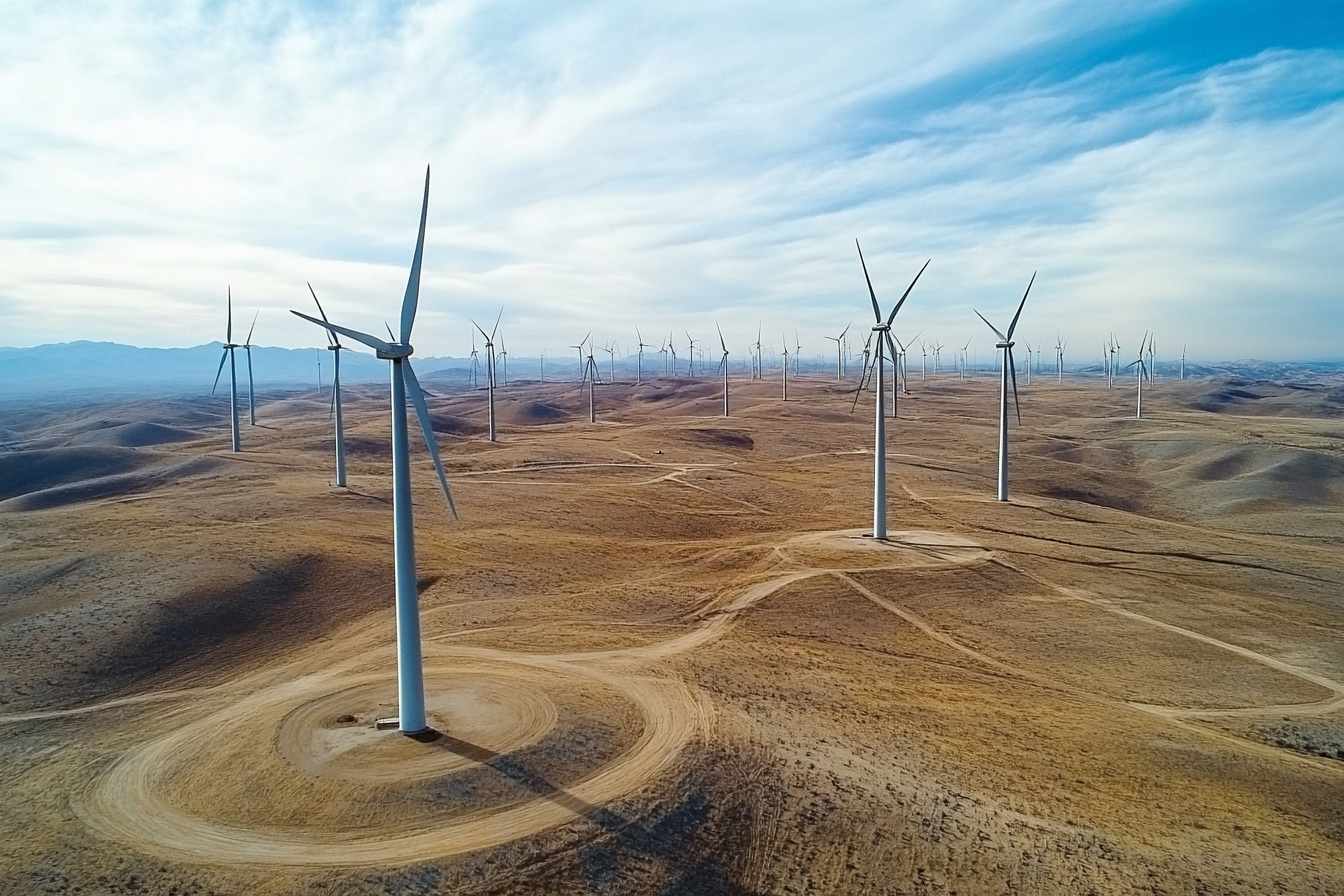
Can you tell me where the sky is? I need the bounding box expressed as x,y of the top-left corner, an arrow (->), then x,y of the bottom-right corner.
1,0 -> 1342,364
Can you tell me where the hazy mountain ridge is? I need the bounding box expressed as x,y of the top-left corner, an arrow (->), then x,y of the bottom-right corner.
3,341 -> 1343,399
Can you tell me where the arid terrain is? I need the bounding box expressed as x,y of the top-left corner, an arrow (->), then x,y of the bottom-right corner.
2,371 -> 1342,895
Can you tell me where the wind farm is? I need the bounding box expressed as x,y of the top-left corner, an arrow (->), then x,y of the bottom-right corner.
4,3 -> 1344,891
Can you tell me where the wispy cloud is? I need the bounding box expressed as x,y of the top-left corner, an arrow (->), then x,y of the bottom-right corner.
0,1 -> 1340,361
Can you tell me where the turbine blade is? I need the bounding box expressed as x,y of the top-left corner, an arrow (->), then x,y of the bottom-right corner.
491,308 -> 502,341
309,282 -> 341,348
400,165 -> 430,344
840,321 -> 851,340
226,287 -> 233,343
886,258 -> 930,326
245,311 -> 258,347
974,310 -> 1007,343
291,310 -> 394,354
1005,271 -> 1035,339
212,348 -> 229,394
472,319 -> 491,341
1008,349 -> 1021,424
855,240 -> 882,324
884,331 -> 900,367
403,360 -> 457,519
717,322 -> 727,354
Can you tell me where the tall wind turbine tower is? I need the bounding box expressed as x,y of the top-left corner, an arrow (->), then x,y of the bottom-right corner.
290,166 -> 456,735
243,313 -> 259,425
974,272 -> 1034,502
305,283 -> 348,488
826,324 -> 851,383
781,334 -> 789,401
1127,333 -> 1150,419
473,312 -> 502,442
212,288 -> 242,453
856,240 -> 929,539
636,327 -> 653,384
717,324 -> 730,416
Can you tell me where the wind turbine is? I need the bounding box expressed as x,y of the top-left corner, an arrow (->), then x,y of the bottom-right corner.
582,336 -> 600,422
781,334 -> 789,401
668,331 -> 678,375
540,350 -> 546,383
602,342 -> 615,383
570,333 -> 590,381
289,166 -> 455,735
1108,335 -> 1121,388
817,323 -> 849,384
1127,333 -> 1150,418
659,338 -> 669,376
794,331 -> 802,377
919,341 -> 928,382
473,311 -> 502,442
686,332 -> 699,377
636,327 -> 653,384
1023,342 -> 1033,386
754,325 -> 763,381
893,331 -> 920,397
469,334 -> 479,389
211,287 -> 242,453
306,282 -> 348,487
498,334 -> 508,387
1147,336 -> 1156,384
974,272 -> 1035,503
242,312 -> 259,425
1181,344 -> 1187,380
959,338 -> 972,383
854,240 -> 928,540
717,324 -> 730,416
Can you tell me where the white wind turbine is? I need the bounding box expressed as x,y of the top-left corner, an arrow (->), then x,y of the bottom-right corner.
473,311 -> 502,442
717,324 -> 730,416
636,327 -> 653,384
306,283 -> 348,487
469,333 -> 479,389
854,240 -> 928,539
686,332 -> 699,377
894,331 -> 920,396
581,336 -> 600,422
602,342 -> 615,382
667,331 -> 678,375
211,287 -> 242,453
498,333 -> 509,386
794,331 -> 802,377
242,312 -> 259,425
1181,344 -> 1187,380
1023,342 -> 1033,386
825,323 -> 851,382
571,332 -> 590,381
781,334 -> 789,400
289,166 -> 456,735
1127,332 -> 1150,419
974,272 -> 1034,503
754,325 -> 763,381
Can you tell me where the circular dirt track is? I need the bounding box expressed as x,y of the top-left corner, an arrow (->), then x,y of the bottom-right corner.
78,655 -> 702,866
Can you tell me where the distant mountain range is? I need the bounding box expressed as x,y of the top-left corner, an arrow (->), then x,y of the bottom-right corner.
2,341 -> 1342,399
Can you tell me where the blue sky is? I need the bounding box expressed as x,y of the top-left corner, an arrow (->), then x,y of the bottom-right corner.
1,1 -> 1341,362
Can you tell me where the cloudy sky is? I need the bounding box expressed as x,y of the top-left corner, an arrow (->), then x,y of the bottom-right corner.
2,0 -> 1341,363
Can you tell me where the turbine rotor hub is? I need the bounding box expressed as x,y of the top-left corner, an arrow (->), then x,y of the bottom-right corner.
997,341 -> 1012,349
377,343 -> 413,360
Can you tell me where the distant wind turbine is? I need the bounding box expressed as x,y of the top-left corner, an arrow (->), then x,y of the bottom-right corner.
242,312 -> 259,425
1127,332 -> 1150,419
582,336 -> 600,422
473,311 -> 502,442
289,166 -> 456,735
636,327 -> 653,384
781,334 -> 789,401
717,324 -> 730,416
974,272 -> 1034,503
211,287 -> 242,453
825,324 -> 851,383
306,283 -> 348,487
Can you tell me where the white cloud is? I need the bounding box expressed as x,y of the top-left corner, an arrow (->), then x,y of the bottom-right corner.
0,1 -> 1339,362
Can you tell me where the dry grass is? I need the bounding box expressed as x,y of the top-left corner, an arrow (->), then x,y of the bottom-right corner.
1,371 -> 1342,895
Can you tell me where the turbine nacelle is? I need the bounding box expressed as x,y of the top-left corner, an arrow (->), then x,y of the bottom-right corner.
377,344 -> 414,360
